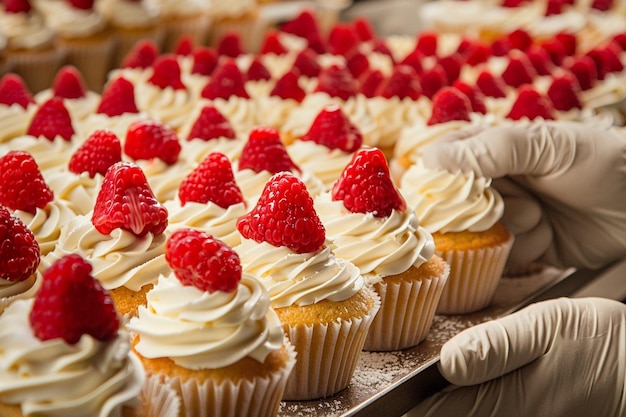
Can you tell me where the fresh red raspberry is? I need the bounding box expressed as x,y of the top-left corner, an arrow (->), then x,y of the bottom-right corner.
501,50 -> 537,88
0,73 -> 35,109
97,77 -> 139,116
459,39 -> 492,66
245,57 -> 271,82
416,31 -> 438,56
358,69 -> 385,98
68,0 -> 95,10
327,23 -> 359,56
399,49 -> 424,75
124,119 -> 181,165
505,28 -> 533,51
191,46 -> 218,76
301,105 -> 363,152
52,65 -> 87,99
506,85 -> 555,121
260,30 -> 288,55
314,64 -> 358,101
187,105 -> 236,141
178,152 -> 244,208
377,64 -> 421,100
0,151 -> 53,214
68,129 -> 122,178
148,55 -> 186,90
91,162 -> 168,237
4,0 -> 32,13
121,39 -> 159,69
437,53 -> 464,84
354,16 -> 376,42
29,254 -> 119,345
427,86 -> 472,125
26,97 -> 74,141
525,45 -> 556,76
453,80 -> 487,114
0,205 -> 40,282
238,126 -> 300,174
280,9 -> 326,54
419,64 -> 448,100
346,50 -> 370,79
216,31 -> 244,58
201,59 -> 250,100
331,147 -> 406,218
237,172 -> 325,254
293,48 -> 321,78
564,55 -> 597,91
555,32 -> 577,56
547,71 -> 582,111
269,69 -> 306,102
165,228 -> 241,293
174,35 -> 194,56
476,70 -> 508,98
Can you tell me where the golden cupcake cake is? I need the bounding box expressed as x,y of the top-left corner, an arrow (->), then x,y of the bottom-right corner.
128,228 -> 296,417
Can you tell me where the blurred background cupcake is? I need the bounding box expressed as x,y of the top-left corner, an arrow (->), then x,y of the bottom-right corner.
96,0 -> 165,69
0,0 -> 65,93
148,0 -> 211,52
208,0 -> 267,53
33,0 -> 115,92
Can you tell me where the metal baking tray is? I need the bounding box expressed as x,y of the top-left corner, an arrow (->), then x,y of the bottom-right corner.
278,265 -> 602,417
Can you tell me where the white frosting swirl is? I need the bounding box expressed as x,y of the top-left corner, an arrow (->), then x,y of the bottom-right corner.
286,140 -> 355,190
128,273 -> 284,370
35,90 -> 101,121
135,82 -> 195,130
34,0 -> 106,38
45,170 -> 104,216
210,0 -> 256,20
13,200 -> 77,256
399,159 -> 504,233
147,0 -> 206,18
235,240 -> 364,308
0,299 -> 144,417
0,272 -> 41,314
0,9 -> 55,50
0,135 -> 80,176
314,192 -> 435,284
97,0 -> 160,29
0,103 -> 36,143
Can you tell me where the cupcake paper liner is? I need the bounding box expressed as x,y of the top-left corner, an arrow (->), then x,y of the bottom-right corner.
155,341 -> 296,417
436,234 -> 515,315
128,369 -> 181,417
161,14 -> 210,53
6,48 -> 66,93
58,35 -> 116,92
363,262 -> 450,351
282,287 -> 381,401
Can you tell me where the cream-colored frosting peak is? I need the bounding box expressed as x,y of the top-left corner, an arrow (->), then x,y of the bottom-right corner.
314,192 -> 435,284
286,140 -> 355,190
0,9 -> 55,50
0,272 -> 41,314
97,0 -> 160,29
399,159 -> 504,234
0,299 -> 144,417
129,273 -> 284,370
0,103 -> 36,143
34,0 -> 106,38
235,240 -> 364,308
13,200 -> 77,256
147,0 -> 207,18
0,135 -> 80,176
45,170 -> 104,216
44,215 -> 169,291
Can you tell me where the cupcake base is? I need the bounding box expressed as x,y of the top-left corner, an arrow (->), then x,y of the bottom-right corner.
6,47 -> 66,93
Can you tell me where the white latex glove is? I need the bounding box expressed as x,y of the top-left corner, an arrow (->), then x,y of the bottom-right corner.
409,297 -> 626,417
421,120 -> 626,271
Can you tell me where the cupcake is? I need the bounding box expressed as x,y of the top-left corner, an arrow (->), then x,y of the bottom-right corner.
0,205 -> 42,314
209,0 -> 266,53
316,147 -> 449,351
400,158 -> 514,314
128,228 -> 296,417
150,0 -> 210,52
43,162 -> 171,317
34,0 -> 115,92
0,254 -> 145,416
235,171 -> 380,400
0,0 -> 65,93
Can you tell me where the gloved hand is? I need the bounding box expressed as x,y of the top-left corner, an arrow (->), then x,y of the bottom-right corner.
421,120 -> 626,271
409,297 -> 626,417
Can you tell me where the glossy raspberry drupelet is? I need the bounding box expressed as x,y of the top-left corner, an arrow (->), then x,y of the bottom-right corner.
300,104 -> 363,153
68,129 -> 122,178
238,126 -> 301,174
26,97 -> 75,141
124,119 -> 181,165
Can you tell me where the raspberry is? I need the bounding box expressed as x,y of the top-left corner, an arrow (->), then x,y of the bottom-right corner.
216,31 -> 244,58
506,85 -> 555,120
545,0 -> 565,15
501,50 -> 537,88
237,172 -> 325,254
453,80 -> 487,114
346,51 -> 370,79
186,104 -> 236,141
178,152 -> 244,208
377,64 -> 421,100
437,53 -> 464,84
26,97 -> 74,141
92,162 -> 168,237
501,0 -> 530,7
555,32 -> 577,56
174,35 -> 194,56
0,73 -> 34,109
564,56 -> 597,91
612,32 -> 626,51
506,28 -> 532,51
587,44 -> 624,79
327,23 -> 359,56
540,38 -> 566,66
416,31 -> 438,56
371,39 -> 395,63
354,16 -> 376,42
0,151 -> 53,214
358,69 -> 385,98
260,30 -> 287,55
52,65 -> 87,99
68,129 -> 122,178
191,46 -> 218,76
245,57 -> 271,82
201,58 -> 250,100
280,9 -> 326,54
29,254 -> 119,345
165,229 -> 241,293
331,147 -> 406,218
546,71 -> 582,111
314,64 -> 358,101
97,77 -> 139,116
4,0 -> 32,13
398,49 -> 424,75
462,39 -> 492,66
476,70 -> 507,98
293,48 -> 321,78
124,119 -> 181,165
148,55 -> 185,90
591,0 -> 612,11
68,0 -> 94,10
491,37 -> 513,57
238,126 -> 300,174
300,104 -> 363,152
0,205 -> 40,282
121,39 -> 158,69
525,45 -> 556,76
270,69 -> 306,102
427,86 -> 472,125
419,64 -> 448,100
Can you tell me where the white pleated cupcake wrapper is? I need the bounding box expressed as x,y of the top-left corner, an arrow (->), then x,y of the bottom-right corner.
7,48 -> 66,93
363,262 -> 450,352
161,15 -> 211,52
59,36 -> 116,92
281,286 -> 381,401
150,341 -> 296,417
435,234 -> 515,315
137,373 -> 181,417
